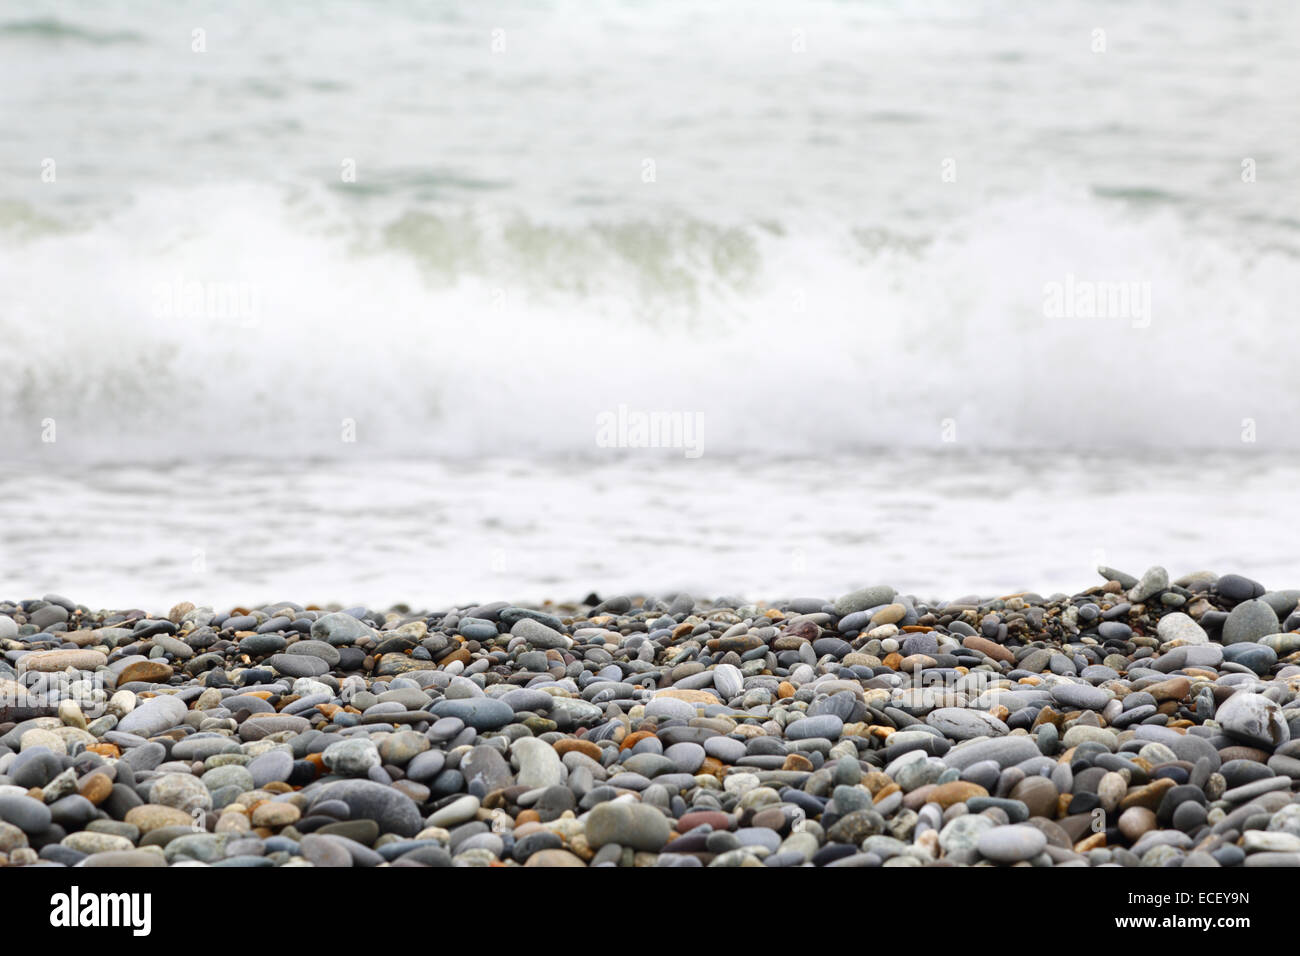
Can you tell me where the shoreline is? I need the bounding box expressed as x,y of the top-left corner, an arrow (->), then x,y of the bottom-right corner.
2,566 -> 1299,868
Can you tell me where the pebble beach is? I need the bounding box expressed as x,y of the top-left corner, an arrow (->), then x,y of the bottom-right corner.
3,566 -> 1300,869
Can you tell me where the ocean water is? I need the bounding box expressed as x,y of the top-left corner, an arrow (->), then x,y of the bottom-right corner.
1,1 -> 1298,607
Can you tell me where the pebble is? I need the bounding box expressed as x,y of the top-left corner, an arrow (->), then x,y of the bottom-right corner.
585,802 -> 671,851
0,574 -> 1291,869
1222,599 -> 1280,644
513,738 -> 563,789
1216,692 -> 1290,750
977,824 -> 1048,863
117,695 -> 188,737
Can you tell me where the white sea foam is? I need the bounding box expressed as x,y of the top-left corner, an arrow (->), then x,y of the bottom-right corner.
1,181 -> 1296,458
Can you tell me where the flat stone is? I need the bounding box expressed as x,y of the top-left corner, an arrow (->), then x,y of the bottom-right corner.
427,794 -> 480,828
126,804 -> 195,833
117,695 -> 188,737
785,715 -> 843,740
928,781 -> 989,809
237,715 -> 312,740
77,850 -> 166,867
943,736 -> 1041,771
1050,683 -> 1110,712
429,698 -> 515,731
265,654 -> 329,678
523,849 -> 586,867
833,586 -> 897,617
962,636 -> 1015,664
977,824 -> 1048,863
712,663 -> 744,699
300,833 -> 353,867
247,750 -> 294,787
926,708 -> 1008,740
316,780 -> 422,837
116,659 -> 174,685
585,801 -> 671,851
285,640 -> 341,666
17,649 -> 107,673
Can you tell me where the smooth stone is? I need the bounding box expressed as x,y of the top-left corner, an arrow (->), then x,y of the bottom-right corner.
117,696 -> 188,737
786,715 -> 843,740
1050,683 -> 1110,712
315,780 -> 422,837
427,795 -> 480,828
1221,600 -> 1279,645
0,795 -> 53,834
429,698 -> 515,731
513,738 -> 563,789
943,737 -> 1041,771
247,750 -> 294,787
585,802 -> 671,851
926,708 -> 1008,740
977,824 -> 1048,863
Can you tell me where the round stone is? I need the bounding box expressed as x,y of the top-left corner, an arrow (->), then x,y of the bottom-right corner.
251,802 -> 301,828
1222,599 -> 1280,645
247,750 -> 294,787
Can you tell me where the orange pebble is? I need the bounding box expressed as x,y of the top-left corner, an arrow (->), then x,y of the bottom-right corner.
553,738 -> 602,761
620,730 -> 655,751
1074,832 -> 1106,852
